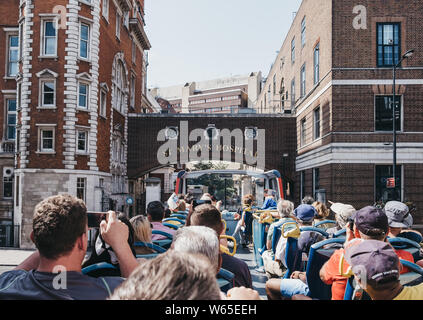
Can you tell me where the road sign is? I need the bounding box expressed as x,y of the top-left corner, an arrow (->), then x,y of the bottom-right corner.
386,178 -> 395,188
126,196 -> 134,205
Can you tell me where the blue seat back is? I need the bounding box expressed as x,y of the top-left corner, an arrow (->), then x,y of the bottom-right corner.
136,253 -> 159,260
252,219 -> 266,268
152,229 -> 174,239
271,220 -> 296,255
314,220 -> 337,230
81,262 -> 119,278
217,268 -> 235,293
162,223 -> 179,230
163,217 -> 185,224
333,229 -> 346,238
284,236 -> 300,278
134,241 -> 166,253
299,227 -> 329,238
388,237 -> 421,261
170,214 -> 187,220
306,238 -> 344,300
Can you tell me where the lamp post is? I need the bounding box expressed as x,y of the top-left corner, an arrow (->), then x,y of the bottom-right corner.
392,49 -> 414,200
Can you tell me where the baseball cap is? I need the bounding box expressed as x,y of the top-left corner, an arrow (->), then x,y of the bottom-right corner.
344,240 -> 400,288
354,206 -> 389,237
330,202 -> 356,227
384,201 -> 411,228
294,204 -> 317,222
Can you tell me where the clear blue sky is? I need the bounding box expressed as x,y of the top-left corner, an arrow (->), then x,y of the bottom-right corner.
145,0 -> 303,88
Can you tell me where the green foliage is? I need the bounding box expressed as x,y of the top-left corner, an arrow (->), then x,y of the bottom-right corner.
189,162 -> 236,201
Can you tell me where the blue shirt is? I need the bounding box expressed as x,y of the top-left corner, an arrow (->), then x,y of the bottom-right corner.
262,197 -> 277,210
0,269 -> 124,300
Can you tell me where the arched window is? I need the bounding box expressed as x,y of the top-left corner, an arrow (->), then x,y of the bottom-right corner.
113,60 -> 127,114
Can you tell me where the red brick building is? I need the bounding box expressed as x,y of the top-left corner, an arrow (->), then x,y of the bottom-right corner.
257,0 -> 423,222
0,0 -> 20,246
11,0 -> 151,248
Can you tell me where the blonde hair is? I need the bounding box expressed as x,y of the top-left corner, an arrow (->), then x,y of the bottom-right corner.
130,215 -> 152,243
312,201 -> 330,220
176,200 -> 186,212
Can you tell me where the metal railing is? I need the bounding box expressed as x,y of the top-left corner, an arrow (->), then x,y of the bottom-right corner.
1,141 -> 15,154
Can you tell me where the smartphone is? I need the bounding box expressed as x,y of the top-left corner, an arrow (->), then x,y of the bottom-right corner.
87,211 -> 107,228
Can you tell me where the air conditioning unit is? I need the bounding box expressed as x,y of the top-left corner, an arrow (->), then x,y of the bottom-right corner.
3,167 -> 14,178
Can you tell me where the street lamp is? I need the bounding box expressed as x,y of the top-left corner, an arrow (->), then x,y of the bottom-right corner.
392,49 -> 414,200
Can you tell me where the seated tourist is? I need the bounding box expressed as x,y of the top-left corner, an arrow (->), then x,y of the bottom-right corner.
0,194 -> 138,300
385,201 -> 423,242
343,240 -> 423,300
301,195 -> 315,205
189,204 -> 253,289
146,201 -> 176,241
325,202 -> 356,235
109,251 -> 260,300
130,215 -> 155,256
320,206 -> 415,300
262,189 -> 277,210
312,201 -> 332,229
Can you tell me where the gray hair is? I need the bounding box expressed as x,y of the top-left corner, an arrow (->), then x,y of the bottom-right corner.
277,200 -> 294,218
172,226 -> 220,272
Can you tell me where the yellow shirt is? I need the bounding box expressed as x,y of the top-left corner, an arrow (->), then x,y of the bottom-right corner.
394,283 -> 423,300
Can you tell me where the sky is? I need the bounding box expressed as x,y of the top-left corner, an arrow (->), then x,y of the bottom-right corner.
145,0 -> 303,88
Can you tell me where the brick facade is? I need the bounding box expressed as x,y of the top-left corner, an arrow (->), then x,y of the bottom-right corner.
12,0 -> 151,248
257,0 -> 423,223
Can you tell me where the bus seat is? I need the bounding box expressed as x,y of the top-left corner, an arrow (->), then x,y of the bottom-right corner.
306,238 -> 344,300
136,253 -> 159,260
314,220 -> 337,230
151,230 -> 173,249
162,222 -> 180,230
399,259 -> 423,286
388,237 -> 422,262
299,227 -> 329,238
163,217 -> 185,225
170,213 -> 187,220
398,232 -> 423,244
134,241 -> 167,253
332,229 -> 346,238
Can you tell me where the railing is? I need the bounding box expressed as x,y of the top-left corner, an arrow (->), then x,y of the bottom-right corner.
0,225 -> 20,248
1,141 -> 15,154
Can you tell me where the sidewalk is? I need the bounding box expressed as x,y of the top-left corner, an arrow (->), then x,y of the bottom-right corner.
0,248 -> 35,266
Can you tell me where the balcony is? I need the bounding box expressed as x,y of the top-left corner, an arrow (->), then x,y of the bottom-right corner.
1,141 -> 15,154
130,18 -> 151,51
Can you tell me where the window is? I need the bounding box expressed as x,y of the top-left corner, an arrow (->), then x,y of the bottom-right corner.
79,23 -> 90,59
6,99 -> 16,140
40,80 -> 55,107
314,43 -> 320,84
76,130 -> 88,153
124,11 -> 129,29
76,177 -> 87,203
113,61 -> 126,113
291,37 -> 295,63
377,23 -> 400,67
291,78 -> 296,106
313,168 -> 320,199
130,74 -> 136,108
375,165 -> 402,202
39,128 -> 55,152
100,89 -> 107,117
375,95 -> 401,131
7,35 -> 19,77
273,74 -> 276,95
78,82 -> 89,109
314,107 -> 321,140
102,0 -> 109,19
300,171 -> 305,201
300,118 -> 306,147
116,12 -> 121,39
301,16 -> 306,47
300,64 -> 306,98
3,176 -> 13,199
132,40 -> 137,64
15,175 -> 19,206
42,20 -> 57,56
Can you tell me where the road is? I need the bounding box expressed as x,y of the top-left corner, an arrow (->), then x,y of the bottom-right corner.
0,249 -> 35,275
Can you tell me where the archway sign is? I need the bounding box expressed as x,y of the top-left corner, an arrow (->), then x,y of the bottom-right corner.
127,113 -> 296,185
